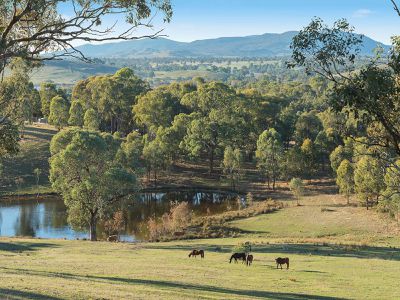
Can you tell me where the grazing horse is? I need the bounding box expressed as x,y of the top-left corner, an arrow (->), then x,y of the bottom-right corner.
107,235 -> 118,242
246,254 -> 253,266
189,249 -> 204,258
275,257 -> 289,269
229,253 -> 246,263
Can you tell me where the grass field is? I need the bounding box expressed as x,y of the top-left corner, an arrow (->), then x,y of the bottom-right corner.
0,194 -> 400,299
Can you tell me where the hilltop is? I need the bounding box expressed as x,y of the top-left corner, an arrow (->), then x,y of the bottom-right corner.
74,31 -> 389,59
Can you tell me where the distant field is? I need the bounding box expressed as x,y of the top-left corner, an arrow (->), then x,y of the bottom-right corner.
0,193 -> 399,299
154,69 -> 222,80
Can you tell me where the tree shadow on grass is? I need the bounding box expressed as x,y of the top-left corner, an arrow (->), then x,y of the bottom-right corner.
0,288 -> 61,300
0,241 -> 57,253
0,267 -> 347,300
145,242 -> 400,261
252,243 -> 400,261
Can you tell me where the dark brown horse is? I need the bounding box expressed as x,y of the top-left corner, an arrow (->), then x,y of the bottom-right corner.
275,257 -> 289,269
189,249 -> 204,258
230,253 -> 246,263
246,254 -> 253,266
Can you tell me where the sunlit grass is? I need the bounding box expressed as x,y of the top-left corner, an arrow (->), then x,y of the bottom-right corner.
0,193 -> 399,299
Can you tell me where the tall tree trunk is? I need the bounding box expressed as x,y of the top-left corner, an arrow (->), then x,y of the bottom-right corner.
89,213 -> 97,241
209,148 -> 214,173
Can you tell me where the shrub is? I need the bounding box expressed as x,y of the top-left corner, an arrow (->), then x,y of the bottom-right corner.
232,241 -> 252,254
104,211 -> 125,238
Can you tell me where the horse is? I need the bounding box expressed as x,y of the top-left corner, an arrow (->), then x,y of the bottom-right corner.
189,249 -> 204,258
246,254 -> 253,266
275,257 -> 289,269
107,235 -> 118,242
229,253 -> 246,263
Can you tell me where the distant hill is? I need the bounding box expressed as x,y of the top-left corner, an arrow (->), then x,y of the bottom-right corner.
74,31 -> 390,58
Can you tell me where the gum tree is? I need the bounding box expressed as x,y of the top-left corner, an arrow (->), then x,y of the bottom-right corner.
49,128 -> 137,241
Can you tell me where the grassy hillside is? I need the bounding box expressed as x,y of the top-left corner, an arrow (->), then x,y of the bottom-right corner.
0,193 -> 399,299
0,124 -> 57,196
28,61 -> 118,86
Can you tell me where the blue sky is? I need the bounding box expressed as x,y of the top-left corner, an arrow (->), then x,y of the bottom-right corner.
60,0 -> 400,44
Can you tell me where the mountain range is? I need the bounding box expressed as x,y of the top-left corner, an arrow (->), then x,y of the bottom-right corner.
74,31 -> 390,58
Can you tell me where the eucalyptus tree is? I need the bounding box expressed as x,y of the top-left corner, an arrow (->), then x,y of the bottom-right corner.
336,159 -> 354,205
68,100 -> 84,127
0,0 -> 172,73
133,85 -> 183,133
84,108 -> 100,131
49,128 -> 137,241
222,146 -> 243,190
289,18 -> 400,173
255,128 -> 283,190
39,82 -> 64,118
180,81 -> 242,173
354,156 -> 385,210
48,96 -> 69,130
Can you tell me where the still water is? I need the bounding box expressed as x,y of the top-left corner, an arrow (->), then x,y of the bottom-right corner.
0,191 -> 238,241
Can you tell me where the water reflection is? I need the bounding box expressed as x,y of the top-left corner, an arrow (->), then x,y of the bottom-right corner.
0,191 -> 238,241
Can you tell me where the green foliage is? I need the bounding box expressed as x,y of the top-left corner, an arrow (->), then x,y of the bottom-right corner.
142,133 -> 171,184
0,121 -> 20,157
49,128 -> 137,240
232,241 -> 252,254
117,131 -> 144,172
288,17 -> 362,77
0,0 -> 172,72
82,68 -> 149,133
289,177 -> 305,205
300,138 -> 318,180
48,96 -> 70,130
84,109 -> 100,131
336,159 -> 354,204
39,82 -> 65,118
180,82 -> 246,172
222,146 -> 243,189
294,110 -> 323,143
68,100 -> 84,127
255,128 -> 282,189
1,60 -> 42,125
380,160 -> 400,220
133,86 -> 184,132
330,138 -> 354,173
354,156 -> 384,209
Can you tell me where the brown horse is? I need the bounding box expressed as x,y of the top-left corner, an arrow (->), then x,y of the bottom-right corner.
189,249 -> 204,258
275,257 -> 289,269
229,253 -> 246,263
246,254 -> 253,266
107,235 -> 118,242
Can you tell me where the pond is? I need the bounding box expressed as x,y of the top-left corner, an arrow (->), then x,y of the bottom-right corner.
0,191 -> 240,242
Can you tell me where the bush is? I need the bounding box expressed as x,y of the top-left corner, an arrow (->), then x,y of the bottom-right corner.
104,211 -> 125,238
232,241 -> 252,254
147,201 -> 193,241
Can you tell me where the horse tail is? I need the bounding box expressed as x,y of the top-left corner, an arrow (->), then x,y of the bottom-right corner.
201,251 -> 204,258
229,255 -> 233,263
286,258 -> 289,269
